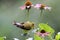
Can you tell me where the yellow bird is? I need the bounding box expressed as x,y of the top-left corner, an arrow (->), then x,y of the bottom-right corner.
13,21 -> 34,36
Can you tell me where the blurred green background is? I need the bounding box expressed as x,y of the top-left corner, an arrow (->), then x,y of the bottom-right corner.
0,0 -> 60,40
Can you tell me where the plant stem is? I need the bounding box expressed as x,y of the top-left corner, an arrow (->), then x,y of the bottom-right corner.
26,10 -> 29,21
38,10 -> 43,22
27,10 -> 29,21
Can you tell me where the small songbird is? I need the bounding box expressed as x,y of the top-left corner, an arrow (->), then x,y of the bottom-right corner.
13,21 -> 34,36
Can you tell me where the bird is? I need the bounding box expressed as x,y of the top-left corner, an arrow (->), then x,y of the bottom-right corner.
13,21 -> 34,36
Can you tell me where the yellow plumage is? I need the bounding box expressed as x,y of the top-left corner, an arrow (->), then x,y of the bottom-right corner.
23,21 -> 34,29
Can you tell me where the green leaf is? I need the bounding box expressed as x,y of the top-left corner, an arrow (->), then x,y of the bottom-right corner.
39,23 -> 55,35
34,34 -> 44,40
55,33 -> 60,40
0,37 -> 4,40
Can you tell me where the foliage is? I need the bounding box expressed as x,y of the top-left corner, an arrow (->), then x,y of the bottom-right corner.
39,23 -> 55,35
34,34 -> 44,40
